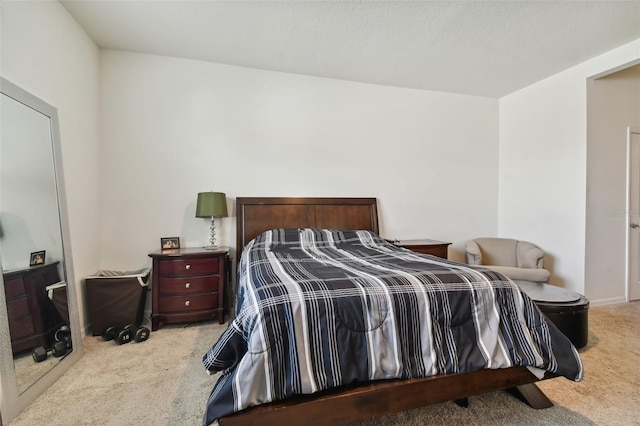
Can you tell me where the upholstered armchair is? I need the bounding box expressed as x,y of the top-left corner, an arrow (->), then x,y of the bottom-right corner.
466,237 -> 590,349
465,237 -> 550,284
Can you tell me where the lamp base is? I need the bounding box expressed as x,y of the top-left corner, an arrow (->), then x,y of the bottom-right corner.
204,217 -> 220,250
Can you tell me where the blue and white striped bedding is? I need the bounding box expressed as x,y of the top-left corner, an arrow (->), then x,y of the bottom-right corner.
202,229 -> 583,425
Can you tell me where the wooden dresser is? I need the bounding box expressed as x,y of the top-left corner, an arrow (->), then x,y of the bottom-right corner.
394,239 -> 451,259
148,248 -> 228,331
3,262 -> 61,354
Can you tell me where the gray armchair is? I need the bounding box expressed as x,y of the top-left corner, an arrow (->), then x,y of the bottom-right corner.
465,237 -> 550,284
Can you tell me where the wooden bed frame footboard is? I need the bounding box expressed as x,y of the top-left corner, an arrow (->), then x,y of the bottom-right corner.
220,197 -> 556,425
220,368 -> 555,426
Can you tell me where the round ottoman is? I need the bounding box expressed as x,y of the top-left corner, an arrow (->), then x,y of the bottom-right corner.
515,281 -> 589,349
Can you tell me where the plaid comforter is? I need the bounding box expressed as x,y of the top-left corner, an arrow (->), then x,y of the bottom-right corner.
202,229 -> 583,425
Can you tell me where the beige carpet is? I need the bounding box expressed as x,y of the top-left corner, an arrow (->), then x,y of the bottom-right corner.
9,302 -> 640,425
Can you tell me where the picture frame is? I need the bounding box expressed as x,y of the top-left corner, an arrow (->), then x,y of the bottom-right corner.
161,237 -> 180,250
29,250 -> 46,266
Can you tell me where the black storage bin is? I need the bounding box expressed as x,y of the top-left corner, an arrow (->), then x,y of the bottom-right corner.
85,268 -> 150,336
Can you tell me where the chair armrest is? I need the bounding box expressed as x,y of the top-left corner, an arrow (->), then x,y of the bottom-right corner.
517,241 -> 545,269
465,240 -> 482,265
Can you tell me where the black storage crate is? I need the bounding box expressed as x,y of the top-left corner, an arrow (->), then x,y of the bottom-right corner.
85,268 -> 150,336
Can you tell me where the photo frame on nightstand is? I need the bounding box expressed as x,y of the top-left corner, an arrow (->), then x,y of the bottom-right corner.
161,237 -> 180,250
29,250 -> 46,266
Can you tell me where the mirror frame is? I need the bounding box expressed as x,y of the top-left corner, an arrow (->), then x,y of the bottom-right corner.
0,77 -> 83,423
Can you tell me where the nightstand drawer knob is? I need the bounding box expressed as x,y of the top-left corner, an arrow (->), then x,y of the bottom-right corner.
185,282 -> 191,288
185,300 -> 190,306
185,264 -> 191,270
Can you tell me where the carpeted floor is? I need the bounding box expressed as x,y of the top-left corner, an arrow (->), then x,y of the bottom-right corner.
9,302 -> 640,425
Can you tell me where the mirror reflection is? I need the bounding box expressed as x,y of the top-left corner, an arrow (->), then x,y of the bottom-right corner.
0,90 -> 73,393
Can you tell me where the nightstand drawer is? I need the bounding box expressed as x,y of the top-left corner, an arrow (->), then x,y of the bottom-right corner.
409,246 -> 448,258
9,315 -> 35,340
7,297 -> 30,319
4,277 -> 26,298
395,239 -> 451,259
157,258 -> 218,276
158,275 -> 219,294
158,293 -> 217,313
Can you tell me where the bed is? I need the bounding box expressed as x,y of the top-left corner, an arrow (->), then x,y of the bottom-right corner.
202,197 -> 583,426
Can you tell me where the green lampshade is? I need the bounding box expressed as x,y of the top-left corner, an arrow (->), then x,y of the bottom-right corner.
196,192 -> 228,218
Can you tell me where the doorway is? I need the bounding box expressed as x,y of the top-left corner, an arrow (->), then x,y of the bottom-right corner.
586,62 -> 640,304
627,127 -> 640,301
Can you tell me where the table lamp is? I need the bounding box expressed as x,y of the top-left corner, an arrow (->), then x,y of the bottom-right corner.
195,191 -> 228,249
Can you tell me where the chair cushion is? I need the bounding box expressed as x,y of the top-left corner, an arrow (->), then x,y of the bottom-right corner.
482,265 -> 551,283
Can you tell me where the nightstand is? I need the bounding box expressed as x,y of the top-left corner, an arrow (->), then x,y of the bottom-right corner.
3,262 -> 61,353
394,239 -> 451,259
148,247 -> 229,331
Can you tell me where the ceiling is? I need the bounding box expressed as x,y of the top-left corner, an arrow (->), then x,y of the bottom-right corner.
61,0 -> 640,98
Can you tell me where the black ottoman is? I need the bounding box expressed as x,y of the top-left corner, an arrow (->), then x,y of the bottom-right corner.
515,281 -> 589,349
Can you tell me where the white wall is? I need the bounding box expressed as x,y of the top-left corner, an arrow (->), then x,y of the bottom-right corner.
499,39 -> 640,300
1,0 -> 101,327
585,65 -> 640,303
99,50 -> 499,270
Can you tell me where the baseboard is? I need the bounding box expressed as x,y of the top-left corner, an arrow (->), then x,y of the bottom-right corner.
588,296 -> 628,307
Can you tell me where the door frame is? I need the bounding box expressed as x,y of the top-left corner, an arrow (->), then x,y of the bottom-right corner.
625,126 -> 640,302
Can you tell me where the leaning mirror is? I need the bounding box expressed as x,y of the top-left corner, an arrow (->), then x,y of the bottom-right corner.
0,78 -> 82,423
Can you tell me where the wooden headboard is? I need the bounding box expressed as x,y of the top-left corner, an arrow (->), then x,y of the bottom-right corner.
236,197 -> 379,254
